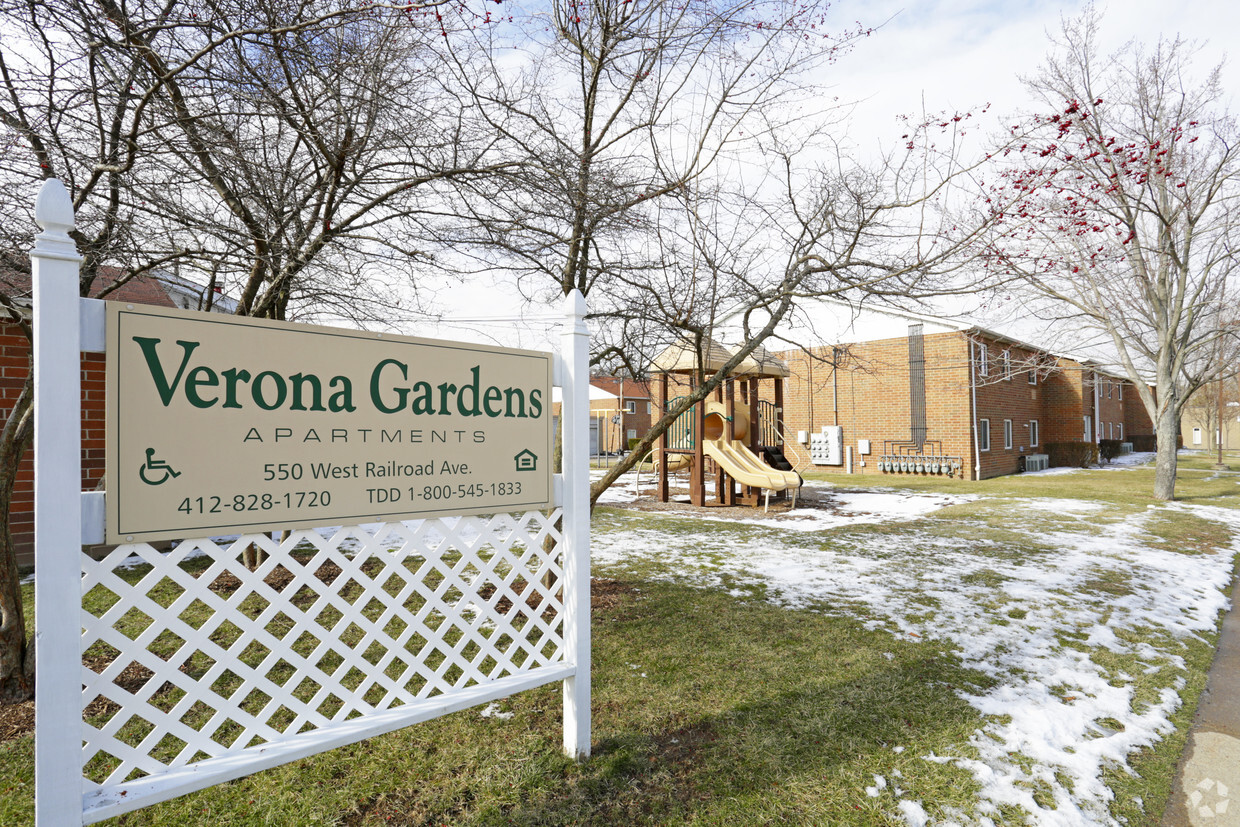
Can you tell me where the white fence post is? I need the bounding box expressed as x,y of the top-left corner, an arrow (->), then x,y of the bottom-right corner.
31,179 -> 84,826
560,289 -> 591,759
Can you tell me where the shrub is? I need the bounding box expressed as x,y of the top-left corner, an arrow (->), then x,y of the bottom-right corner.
1130,434 -> 1157,452
1047,441 -> 1098,468
628,437 -> 642,452
1098,439 -> 1122,463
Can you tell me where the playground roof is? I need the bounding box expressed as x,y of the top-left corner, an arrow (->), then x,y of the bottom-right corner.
650,337 -> 789,378
735,344 -> 790,378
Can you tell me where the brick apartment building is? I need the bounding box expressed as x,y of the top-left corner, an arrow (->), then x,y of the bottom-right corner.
668,299 -> 1156,481
0,267 -> 235,562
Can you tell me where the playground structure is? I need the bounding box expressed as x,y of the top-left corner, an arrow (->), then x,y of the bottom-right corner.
651,339 -> 803,510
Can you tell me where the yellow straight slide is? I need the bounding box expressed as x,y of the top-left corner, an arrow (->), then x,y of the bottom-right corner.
703,439 -> 801,492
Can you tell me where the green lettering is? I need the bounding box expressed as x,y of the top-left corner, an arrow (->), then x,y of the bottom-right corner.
437,381 -> 458,415
411,381 -> 434,415
290,373 -> 325,411
504,387 -> 526,418
457,366 -> 482,417
483,386 -> 503,417
184,365 -> 219,408
252,371 -> 287,410
370,359 -> 409,414
132,337 -> 200,406
529,387 -> 543,418
328,377 -> 355,412
222,367 -> 251,408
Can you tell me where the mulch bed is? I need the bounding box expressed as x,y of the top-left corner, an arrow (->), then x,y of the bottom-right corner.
0,578 -> 639,742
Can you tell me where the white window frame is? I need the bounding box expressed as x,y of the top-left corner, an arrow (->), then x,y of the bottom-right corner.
1193,427 -> 1203,445
1118,383 -> 1123,400
1004,419 -> 1013,449
1002,350 -> 1012,380
1084,415 -> 1093,442
1030,419 -> 1039,447
979,418 -> 991,452
1028,367 -> 1037,385
1117,423 -> 1123,440
1107,422 -> 1114,440
646,402 -> 652,414
623,400 -> 636,414
977,344 -> 989,377
1107,381 -> 1112,399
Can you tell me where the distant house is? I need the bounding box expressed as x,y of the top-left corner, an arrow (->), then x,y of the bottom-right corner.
588,377 -> 653,450
1181,376 -> 1240,452
0,266 -> 236,562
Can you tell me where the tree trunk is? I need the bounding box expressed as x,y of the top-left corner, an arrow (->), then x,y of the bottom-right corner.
1153,401 -> 1180,501
0,375 -> 35,701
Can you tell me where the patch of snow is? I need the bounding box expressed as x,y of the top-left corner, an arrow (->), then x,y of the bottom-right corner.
898,799 -> 930,826
592,487 -> 1240,824
865,774 -> 887,797
478,703 -> 514,720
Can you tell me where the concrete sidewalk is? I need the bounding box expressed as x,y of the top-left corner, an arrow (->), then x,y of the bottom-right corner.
1164,574 -> 1240,826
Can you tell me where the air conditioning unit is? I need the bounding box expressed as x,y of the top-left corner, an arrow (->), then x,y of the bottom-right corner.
1025,453 -> 1049,472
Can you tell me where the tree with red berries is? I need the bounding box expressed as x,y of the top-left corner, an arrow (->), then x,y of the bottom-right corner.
983,7 -> 1240,500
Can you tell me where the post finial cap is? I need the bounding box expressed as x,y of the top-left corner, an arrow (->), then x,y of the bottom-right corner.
35,179 -> 75,240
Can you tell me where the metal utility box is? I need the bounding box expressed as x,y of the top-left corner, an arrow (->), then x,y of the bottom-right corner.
810,425 -> 844,465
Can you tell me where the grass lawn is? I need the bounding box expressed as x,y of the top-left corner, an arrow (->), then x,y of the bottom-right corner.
1,454 -> 1237,825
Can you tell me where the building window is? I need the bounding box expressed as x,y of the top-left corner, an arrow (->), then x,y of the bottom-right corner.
627,429 -> 637,440
1002,350 -> 1012,380
1028,368 -> 1037,385
1118,383 -> 1123,400
624,401 -> 636,414
978,418 -> 991,452
977,344 -> 989,377
1107,422 -> 1113,439
1117,423 -> 1123,441
646,402 -> 652,414
1030,420 -> 1039,447
1107,381 -> 1112,399
1193,427 -> 1203,445
1004,419 -> 1013,449
1084,415 -> 1093,442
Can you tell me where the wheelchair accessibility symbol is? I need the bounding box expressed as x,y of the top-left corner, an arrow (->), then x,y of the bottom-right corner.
139,448 -> 181,486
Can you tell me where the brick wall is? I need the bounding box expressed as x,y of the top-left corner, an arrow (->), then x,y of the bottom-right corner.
974,341 -> 1052,478
0,321 -> 107,563
773,332 -> 977,477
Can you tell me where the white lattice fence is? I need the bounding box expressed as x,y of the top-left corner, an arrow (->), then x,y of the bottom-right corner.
30,178 -> 592,826
78,513 -> 567,820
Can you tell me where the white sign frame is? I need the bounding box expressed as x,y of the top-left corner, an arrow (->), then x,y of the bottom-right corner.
31,179 -> 592,826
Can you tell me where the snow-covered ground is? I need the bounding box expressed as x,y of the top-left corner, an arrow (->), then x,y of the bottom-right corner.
592,459 -> 1240,825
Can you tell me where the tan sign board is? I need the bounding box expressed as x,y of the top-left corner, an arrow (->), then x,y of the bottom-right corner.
105,304 -> 553,543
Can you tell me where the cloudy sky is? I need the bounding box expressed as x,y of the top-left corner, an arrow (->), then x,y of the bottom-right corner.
425,0 -> 1238,352
827,0 -> 1236,149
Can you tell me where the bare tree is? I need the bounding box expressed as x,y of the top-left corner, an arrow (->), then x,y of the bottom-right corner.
0,0 -> 494,699
436,0 -> 995,502
581,113 -> 990,503
981,6 -> 1240,500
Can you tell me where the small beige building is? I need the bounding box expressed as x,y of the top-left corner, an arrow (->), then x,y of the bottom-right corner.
1181,376 -> 1240,452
